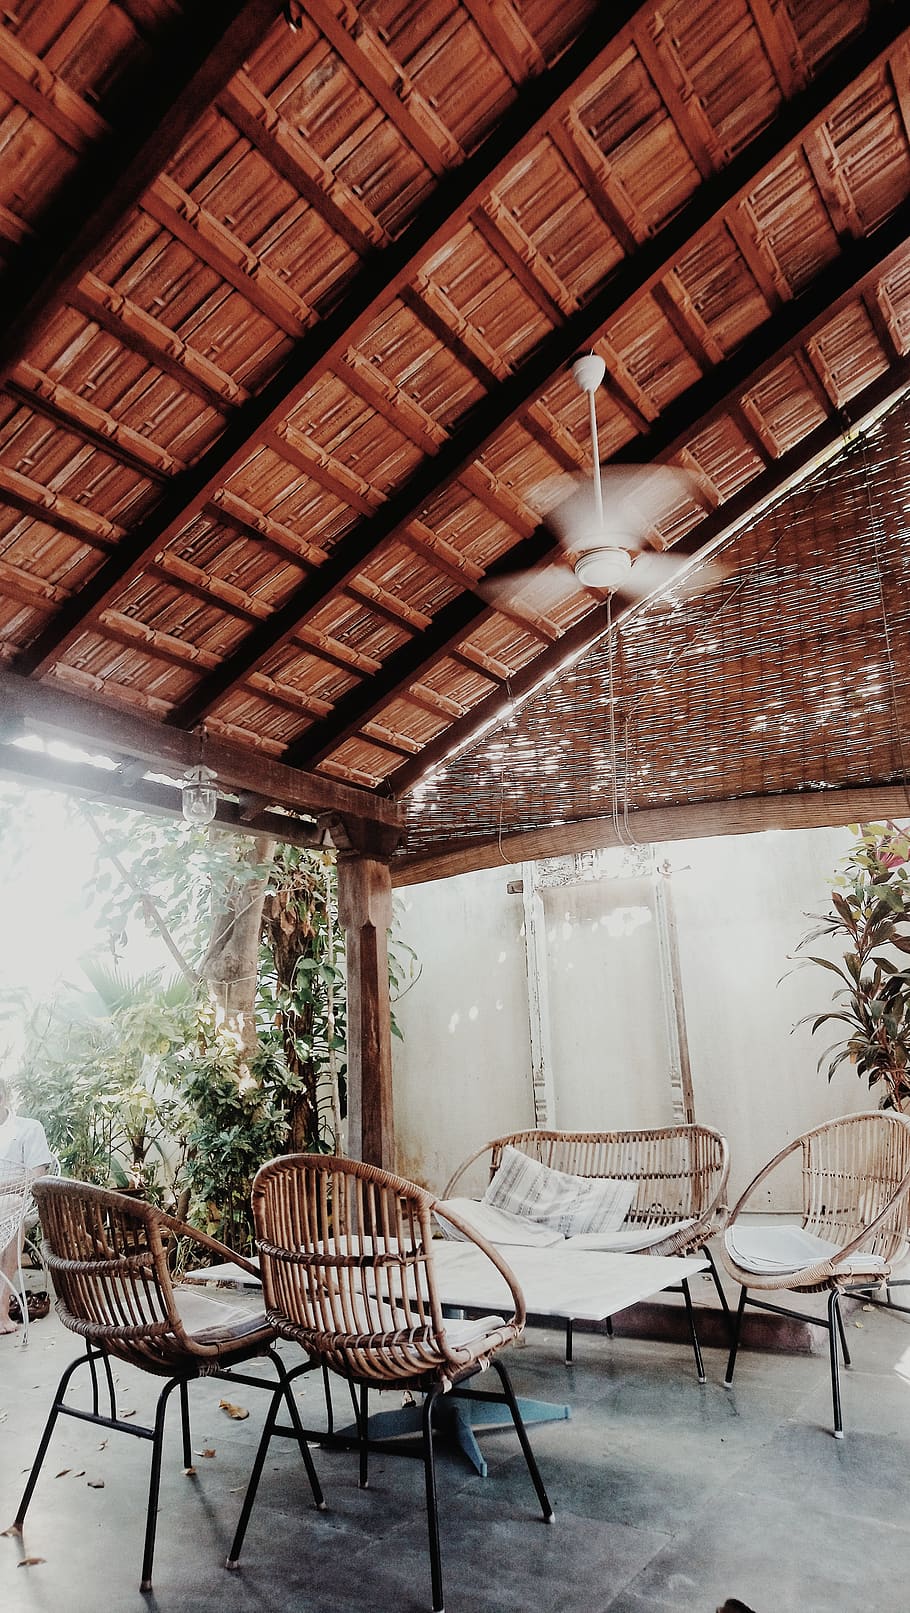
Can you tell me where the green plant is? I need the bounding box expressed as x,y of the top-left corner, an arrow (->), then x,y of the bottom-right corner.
794,822 -> 910,1110
16,966 -> 195,1196
177,1013 -> 299,1254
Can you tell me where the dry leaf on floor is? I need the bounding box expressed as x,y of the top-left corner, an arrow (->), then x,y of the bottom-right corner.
184,1466 -> 197,1477
862,1304 -> 873,1312
87,1479 -> 105,1489
219,1400 -> 249,1420
54,1469 -> 70,1479
120,1409 -> 136,1419
854,1321 -> 864,1329
17,1558 -> 45,1568
195,1448 -> 216,1458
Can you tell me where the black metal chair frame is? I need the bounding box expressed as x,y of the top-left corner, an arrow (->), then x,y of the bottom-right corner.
14,1338 -> 324,1592
228,1352 -> 552,1613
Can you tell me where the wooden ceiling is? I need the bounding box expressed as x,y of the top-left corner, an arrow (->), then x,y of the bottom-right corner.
1,0 -> 909,862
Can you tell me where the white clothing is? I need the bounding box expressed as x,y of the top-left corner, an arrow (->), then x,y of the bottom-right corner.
0,1111 -> 52,1174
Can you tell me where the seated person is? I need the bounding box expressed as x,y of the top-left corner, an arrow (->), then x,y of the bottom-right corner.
0,1077 -> 53,1334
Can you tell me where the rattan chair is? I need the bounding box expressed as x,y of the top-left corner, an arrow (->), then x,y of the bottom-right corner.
12,1178 -> 325,1591
721,1112 -> 910,1436
444,1125 -> 731,1372
227,1154 -> 554,1613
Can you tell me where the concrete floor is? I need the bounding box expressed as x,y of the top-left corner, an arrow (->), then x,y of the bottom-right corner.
2,1280 -> 909,1613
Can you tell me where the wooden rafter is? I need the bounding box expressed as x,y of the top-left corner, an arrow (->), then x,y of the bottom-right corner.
152,15 -> 910,730
387,353 -> 910,795
13,4 -> 646,680
0,0 -> 288,384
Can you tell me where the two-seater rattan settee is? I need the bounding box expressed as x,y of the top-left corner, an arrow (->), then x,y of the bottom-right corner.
442,1125 -> 730,1373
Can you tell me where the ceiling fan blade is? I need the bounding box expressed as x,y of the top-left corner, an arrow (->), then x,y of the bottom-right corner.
478,560 -> 581,614
622,550 -> 732,603
531,465 -> 699,553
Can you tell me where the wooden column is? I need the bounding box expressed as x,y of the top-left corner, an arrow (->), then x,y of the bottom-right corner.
336,850 -> 394,1169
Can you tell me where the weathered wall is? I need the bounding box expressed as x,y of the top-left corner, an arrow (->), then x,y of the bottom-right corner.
392,822 -> 886,1208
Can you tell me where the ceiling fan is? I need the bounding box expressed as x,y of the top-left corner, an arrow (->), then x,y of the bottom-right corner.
482,354 -> 728,612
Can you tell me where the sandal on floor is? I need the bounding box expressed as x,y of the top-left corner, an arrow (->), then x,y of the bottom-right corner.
8,1291 -> 51,1323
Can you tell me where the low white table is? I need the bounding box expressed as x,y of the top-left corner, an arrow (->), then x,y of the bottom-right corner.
425,1241 -> 707,1321
185,1245 -> 709,1475
366,1242 -> 710,1473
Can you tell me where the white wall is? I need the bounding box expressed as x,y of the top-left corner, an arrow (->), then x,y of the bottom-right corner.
392,866 -> 532,1193
542,872 -> 675,1132
391,821 -> 890,1209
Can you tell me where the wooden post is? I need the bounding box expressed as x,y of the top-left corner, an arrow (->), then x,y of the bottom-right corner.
336,850 -> 395,1169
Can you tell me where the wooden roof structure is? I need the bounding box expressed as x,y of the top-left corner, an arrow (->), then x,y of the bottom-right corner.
1,0 -> 909,873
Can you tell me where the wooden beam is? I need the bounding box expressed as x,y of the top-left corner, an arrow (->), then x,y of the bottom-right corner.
0,667 -> 401,829
280,209 -> 910,772
0,740 -> 326,850
6,5 -> 679,677
391,784 -> 910,887
387,355 -> 910,794
279,522 -> 558,766
157,15 -> 909,727
336,849 -> 395,1168
0,0 -> 287,386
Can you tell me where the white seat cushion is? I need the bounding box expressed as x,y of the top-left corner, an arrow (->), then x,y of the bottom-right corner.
566,1217 -> 698,1252
434,1198 -> 562,1246
442,1314 -> 506,1350
726,1225 -> 889,1277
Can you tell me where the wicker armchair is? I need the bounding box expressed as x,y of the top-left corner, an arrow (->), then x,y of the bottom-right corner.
721,1112 -> 910,1437
227,1154 -> 554,1613
12,1178 -> 324,1591
444,1125 -> 731,1370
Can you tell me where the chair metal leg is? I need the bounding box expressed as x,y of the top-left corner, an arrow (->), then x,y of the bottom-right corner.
87,1347 -> 101,1417
565,1319 -> 573,1362
179,1379 -> 192,1469
681,1278 -> 706,1384
141,1377 -> 181,1591
358,1382 -> 370,1488
705,1244 -> 732,1325
322,1362 -> 335,1433
0,1261 -> 30,1346
827,1290 -> 845,1439
421,1386 -> 445,1613
14,1352 -> 93,1530
102,1350 -> 117,1419
226,1383 -> 284,1569
724,1286 -> 748,1386
833,1292 -> 851,1367
605,1313 -> 613,1337
489,1358 -> 554,1523
264,1348 -> 325,1510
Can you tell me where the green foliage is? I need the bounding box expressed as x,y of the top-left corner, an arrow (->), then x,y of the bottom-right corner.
794,822 -> 910,1110
5,789 -> 418,1254
177,1012 -> 297,1253
16,969 -> 195,1195
258,845 -> 346,1151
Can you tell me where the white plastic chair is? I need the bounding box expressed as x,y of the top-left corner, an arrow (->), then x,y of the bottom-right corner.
0,1161 -> 36,1344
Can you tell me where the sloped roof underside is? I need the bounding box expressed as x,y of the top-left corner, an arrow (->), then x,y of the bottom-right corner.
0,0 -> 908,857
399,393 -> 910,861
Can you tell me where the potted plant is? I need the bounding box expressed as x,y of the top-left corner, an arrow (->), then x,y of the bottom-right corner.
794,821 -> 910,1111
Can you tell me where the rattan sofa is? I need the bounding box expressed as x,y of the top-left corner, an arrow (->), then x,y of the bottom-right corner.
443,1125 -> 731,1369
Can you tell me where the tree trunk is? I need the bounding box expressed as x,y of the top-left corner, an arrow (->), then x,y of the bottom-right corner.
200,834 -> 275,1062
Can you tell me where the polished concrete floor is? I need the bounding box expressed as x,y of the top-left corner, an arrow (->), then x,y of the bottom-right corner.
1,1278 -> 909,1613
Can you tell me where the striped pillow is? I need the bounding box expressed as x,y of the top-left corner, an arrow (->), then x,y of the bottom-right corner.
483,1146 -> 635,1237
